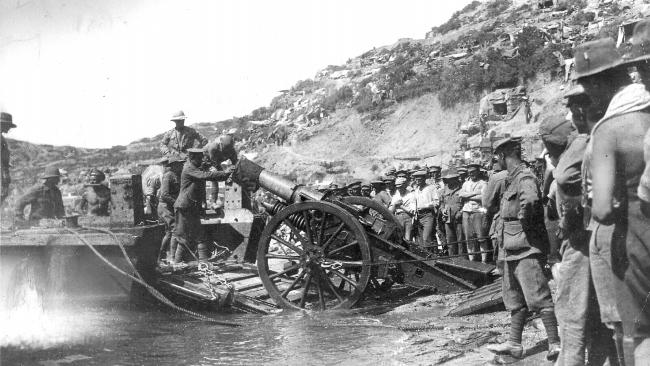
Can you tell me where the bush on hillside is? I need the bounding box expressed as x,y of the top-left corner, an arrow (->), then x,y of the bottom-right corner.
250,106 -> 271,121
430,1 -> 480,35
486,0 -> 510,18
322,86 -> 354,111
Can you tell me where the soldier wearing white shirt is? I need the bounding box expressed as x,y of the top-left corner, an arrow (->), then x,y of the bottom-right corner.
411,170 -> 439,252
389,177 -> 416,241
459,163 -> 488,262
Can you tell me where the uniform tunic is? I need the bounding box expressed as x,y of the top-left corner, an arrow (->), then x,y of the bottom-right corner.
158,170 -> 180,232
499,163 -> 553,312
440,185 -> 463,254
15,183 -> 65,221
159,126 -> 208,156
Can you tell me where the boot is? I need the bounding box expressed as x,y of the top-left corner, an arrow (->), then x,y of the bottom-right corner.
547,342 -> 560,361
486,341 -> 524,358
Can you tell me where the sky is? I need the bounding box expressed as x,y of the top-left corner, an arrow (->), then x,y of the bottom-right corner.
0,0 -> 472,148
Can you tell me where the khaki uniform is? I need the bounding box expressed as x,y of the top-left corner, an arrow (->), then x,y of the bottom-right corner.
160,126 -> 208,156
15,184 -> 65,222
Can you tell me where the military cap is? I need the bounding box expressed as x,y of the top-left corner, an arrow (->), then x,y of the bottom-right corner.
622,19 -> 650,65
428,165 -> 441,172
347,181 -> 362,189
573,38 -> 622,80
159,156 -> 170,165
360,181 -> 372,189
442,170 -> 459,180
170,110 -> 187,121
0,112 -> 16,128
385,167 -> 397,176
395,170 -> 408,178
539,116 -> 575,147
187,148 -> 204,155
412,170 -> 427,177
466,163 -> 481,171
382,175 -> 395,182
370,179 -> 384,185
395,177 -> 408,186
563,84 -> 586,99
493,136 -> 523,152
457,166 -> 468,173
41,166 -> 61,179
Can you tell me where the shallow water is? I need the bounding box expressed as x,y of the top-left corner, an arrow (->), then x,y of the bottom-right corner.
1,301 -> 412,366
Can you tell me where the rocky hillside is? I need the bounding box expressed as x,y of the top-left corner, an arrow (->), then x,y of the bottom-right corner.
6,0 -> 650,191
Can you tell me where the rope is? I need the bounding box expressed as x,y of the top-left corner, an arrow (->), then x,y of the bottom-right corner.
63,227 -> 241,327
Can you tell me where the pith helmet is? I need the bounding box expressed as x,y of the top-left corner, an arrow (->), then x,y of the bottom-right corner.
573,38 -> 622,80
622,19 -> 650,65
0,112 -> 16,128
41,166 -> 61,179
170,110 -> 187,121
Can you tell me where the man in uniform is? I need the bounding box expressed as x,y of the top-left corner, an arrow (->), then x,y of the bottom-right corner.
160,110 -> 208,157
428,165 -> 446,250
159,155 -> 184,263
76,168 -> 112,216
1,112 -> 16,204
173,149 -> 234,262
457,166 -> 468,185
486,137 -> 560,361
383,176 -> 396,196
389,177 -> 415,241
459,163 -> 488,262
203,134 -> 238,211
440,171 -> 463,255
143,157 -> 167,218
371,179 -> 391,207
346,181 -> 362,197
15,166 -> 65,224
411,170 -> 439,252
360,182 -> 372,198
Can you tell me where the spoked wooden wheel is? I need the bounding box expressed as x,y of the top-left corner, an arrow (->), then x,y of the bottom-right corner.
257,201 -> 371,310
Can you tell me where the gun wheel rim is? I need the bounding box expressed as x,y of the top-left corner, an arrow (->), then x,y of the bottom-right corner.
257,201 -> 371,311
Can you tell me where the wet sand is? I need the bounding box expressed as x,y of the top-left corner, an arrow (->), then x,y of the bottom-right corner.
381,291 -> 552,365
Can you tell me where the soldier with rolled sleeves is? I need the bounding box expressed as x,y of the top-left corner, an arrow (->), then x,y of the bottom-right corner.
459,163 -> 488,262
411,170 -> 439,252
159,110 -> 208,157
1,112 -> 16,204
15,166 -> 65,224
76,168 -> 112,216
440,171 -> 463,255
203,134 -> 238,211
158,155 -> 184,263
173,148 -> 234,262
486,137 -> 560,361
389,177 -> 416,241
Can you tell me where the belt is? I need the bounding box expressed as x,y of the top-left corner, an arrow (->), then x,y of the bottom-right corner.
502,217 -> 519,222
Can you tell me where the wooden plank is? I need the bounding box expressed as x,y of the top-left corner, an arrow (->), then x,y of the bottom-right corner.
449,279 -> 503,317
436,258 -> 496,276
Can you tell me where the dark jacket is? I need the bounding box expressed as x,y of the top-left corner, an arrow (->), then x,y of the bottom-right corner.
160,170 -> 180,210
15,183 -> 65,220
500,163 -> 549,260
174,161 -> 230,210
440,186 -> 462,224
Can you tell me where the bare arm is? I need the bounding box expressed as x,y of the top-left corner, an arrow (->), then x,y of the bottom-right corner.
591,126 -> 617,224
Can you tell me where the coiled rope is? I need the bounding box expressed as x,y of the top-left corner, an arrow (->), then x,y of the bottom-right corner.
63,227 -> 241,327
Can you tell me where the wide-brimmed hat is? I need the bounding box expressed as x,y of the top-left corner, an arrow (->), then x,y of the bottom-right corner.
41,166 -> 61,179
494,136 -> 523,152
170,110 -> 187,121
347,181 -> 361,189
0,112 -> 16,128
412,170 -> 427,178
466,163 -> 481,171
573,38 -> 622,80
563,84 -> 586,99
428,165 -> 441,172
457,166 -> 468,174
442,170 -> 460,180
622,19 -> 650,65
395,177 -> 407,186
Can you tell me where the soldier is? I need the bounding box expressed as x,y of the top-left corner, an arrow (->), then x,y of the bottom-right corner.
360,182 -> 372,198
76,168 -> 112,216
346,181 -> 362,197
173,148 -> 234,262
159,110 -> 208,157
159,155 -> 184,263
457,166 -> 468,184
15,166 -> 65,224
143,157 -> 167,218
383,176 -> 396,196
482,164 -> 508,269
371,179 -> 391,208
440,171 -> 463,255
411,170 -> 439,252
581,36 -> 650,362
428,165 -> 446,250
203,134 -> 238,210
428,165 -> 442,188
1,112 -> 16,204
459,163 -> 488,262
486,137 -> 560,361
389,177 -> 415,241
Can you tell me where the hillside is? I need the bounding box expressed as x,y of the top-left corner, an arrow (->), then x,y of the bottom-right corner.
5,0 -> 649,192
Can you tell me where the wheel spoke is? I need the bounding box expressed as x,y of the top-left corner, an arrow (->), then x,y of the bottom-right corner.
265,254 -> 301,260
327,240 -> 359,256
270,234 -> 304,255
322,259 -> 363,267
317,211 -> 327,246
321,270 -> 343,302
302,210 -> 314,245
315,274 -> 326,310
329,268 -> 359,289
320,223 -> 345,251
299,272 -> 313,308
269,263 -> 301,280
281,269 -> 307,298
